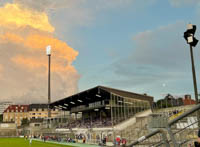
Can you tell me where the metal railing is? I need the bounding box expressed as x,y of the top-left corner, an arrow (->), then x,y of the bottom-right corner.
127,129 -> 169,147
127,104 -> 200,147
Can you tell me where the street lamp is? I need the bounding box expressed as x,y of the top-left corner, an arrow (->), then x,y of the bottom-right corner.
183,23 -> 200,127
183,23 -> 199,104
46,45 -> 51,121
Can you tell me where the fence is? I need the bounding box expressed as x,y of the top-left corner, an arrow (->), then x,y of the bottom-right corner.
127,104 -> 200,147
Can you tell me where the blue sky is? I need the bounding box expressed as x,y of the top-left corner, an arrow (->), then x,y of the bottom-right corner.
51,0 -> 200,100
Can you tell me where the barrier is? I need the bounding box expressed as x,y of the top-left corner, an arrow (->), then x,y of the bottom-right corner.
127,104 -> 200,147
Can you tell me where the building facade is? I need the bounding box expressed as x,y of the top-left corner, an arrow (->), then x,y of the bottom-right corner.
182,94 -> 196,105
28,104 -> 61,120
3,105 -> 29,126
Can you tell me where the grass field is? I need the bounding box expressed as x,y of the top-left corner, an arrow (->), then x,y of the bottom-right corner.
0,138 -> 74,147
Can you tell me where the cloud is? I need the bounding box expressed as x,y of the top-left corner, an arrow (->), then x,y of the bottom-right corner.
0,2 -> 80,103
107,21 -> 197,98
0,0 -> 157,103
0,64 -> 2,77
0,3 -> 54,32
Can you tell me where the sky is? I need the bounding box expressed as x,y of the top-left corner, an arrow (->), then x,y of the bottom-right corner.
0,0 -> 200,103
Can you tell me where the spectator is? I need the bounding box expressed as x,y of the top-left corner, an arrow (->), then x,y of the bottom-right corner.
83,136 -> 86,143
122,138 -> 127,147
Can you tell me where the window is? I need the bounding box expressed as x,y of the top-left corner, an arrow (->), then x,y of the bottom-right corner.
35,124 -> 40,127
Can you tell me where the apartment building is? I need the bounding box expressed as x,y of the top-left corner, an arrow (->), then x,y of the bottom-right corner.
3,105 -> 29,126
28,104 -> 61,120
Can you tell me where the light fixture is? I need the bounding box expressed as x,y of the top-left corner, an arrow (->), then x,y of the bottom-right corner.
105,107 -> 110,110
183,23 -> 200,127
58,105 -> 63,108
46,45 -> 51,55
184,23 -> 198,47
118,100 -> 123,103
64,104 -> 68,106
78,112 -> 82,114
77,99 -> 83,102
94,109 -> 99,111
70,101 -> 75,104
96,94 -> 101,97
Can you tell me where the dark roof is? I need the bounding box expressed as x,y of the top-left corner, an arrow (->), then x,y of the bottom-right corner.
4,105 -> 28,113
99,86 -> 153,101
28,104 -> 48,111
50,85 -> 153,111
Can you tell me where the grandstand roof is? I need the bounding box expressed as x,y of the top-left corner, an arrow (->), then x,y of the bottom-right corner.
50,85 -> 153,111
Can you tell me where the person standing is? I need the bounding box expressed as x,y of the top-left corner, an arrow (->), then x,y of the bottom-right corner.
29,138 -> 32,145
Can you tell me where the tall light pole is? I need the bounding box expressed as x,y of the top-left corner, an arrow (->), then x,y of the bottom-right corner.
46,45 -> 51,120
183,23 -> 200,127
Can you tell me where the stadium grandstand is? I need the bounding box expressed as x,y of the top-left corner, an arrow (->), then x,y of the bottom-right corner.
49,85 -> 153,144
50,86 -> 153,128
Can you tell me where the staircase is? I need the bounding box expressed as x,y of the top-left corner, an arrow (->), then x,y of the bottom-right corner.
113,109 -> 152,144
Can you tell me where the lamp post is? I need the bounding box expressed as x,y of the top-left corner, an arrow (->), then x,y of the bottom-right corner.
46,45 -> 51,121
183,23 -> 200,127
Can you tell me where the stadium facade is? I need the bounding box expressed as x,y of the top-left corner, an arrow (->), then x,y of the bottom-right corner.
50,86 -> 153,127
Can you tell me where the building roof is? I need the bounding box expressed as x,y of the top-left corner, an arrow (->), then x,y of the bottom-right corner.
99,86 -> 152,101
28,104 -> 48,111
50,85 -> 153,111
4,105 -> 29,113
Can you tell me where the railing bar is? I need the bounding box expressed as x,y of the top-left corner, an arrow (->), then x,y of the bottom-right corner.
173,120 -> 198,134
169,104 -> 200,126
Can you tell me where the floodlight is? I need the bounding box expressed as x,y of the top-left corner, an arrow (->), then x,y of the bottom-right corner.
46,45 -> 51,55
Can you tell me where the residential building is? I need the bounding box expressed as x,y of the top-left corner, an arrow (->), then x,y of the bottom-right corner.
182,94 -> 196,105
28,104 -> 61,120
3,105 -> 29,126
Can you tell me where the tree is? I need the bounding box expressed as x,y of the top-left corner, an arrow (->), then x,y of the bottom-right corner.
0,114 -> 3,122
21,118 -> 29,126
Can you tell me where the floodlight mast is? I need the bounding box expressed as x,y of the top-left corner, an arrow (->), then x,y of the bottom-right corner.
183,23 -> 200,127
46,45 -> 51,120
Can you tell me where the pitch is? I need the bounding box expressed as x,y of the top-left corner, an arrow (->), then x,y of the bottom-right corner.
0,138 -> 73,147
